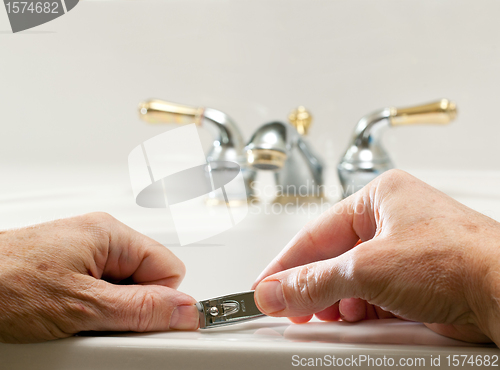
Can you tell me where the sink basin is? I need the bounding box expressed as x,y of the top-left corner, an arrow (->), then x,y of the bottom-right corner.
1,165 -> 499,369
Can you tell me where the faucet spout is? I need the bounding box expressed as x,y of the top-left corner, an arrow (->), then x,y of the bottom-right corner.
338,99 -> 457,198
245,112 -> 324,201
245,121 -> 288,171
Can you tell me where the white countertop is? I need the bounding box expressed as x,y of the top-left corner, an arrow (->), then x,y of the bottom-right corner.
1,165 -> 500,369
2,319 -> 498,370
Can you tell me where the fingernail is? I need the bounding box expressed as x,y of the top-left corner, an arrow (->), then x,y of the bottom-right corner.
255,280 -> 286,313
170,305 -> 199,330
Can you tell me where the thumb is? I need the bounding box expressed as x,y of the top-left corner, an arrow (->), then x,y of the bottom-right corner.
254,246 -> 373,318
83,279 -> 199,332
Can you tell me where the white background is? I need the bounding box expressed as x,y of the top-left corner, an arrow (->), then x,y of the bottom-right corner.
1,0 -> 499,173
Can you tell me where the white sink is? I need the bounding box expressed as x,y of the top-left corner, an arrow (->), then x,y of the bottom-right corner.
1,166 -> 499,369
2,319 -> 498,370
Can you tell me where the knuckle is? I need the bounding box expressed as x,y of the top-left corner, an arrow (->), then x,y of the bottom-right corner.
134,290 -> 160,332
379,169 -> 411,186
177,260 -> 186,281
81,212 -> 115,226
371,169 -> 418,202
165,263 -> 185,289
77,212 -> 115,245
292,265 -> 321,309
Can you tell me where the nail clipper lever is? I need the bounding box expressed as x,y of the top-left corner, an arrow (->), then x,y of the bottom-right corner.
196,291 -> 265,329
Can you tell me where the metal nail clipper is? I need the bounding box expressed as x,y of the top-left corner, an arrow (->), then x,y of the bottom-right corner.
197,291 -> 265,329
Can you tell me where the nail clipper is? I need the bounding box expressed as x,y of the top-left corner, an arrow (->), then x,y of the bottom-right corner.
196,290 -> 265,329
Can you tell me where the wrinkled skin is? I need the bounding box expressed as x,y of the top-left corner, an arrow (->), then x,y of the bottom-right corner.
253,170 -> 500,346
0,213 -> 199,343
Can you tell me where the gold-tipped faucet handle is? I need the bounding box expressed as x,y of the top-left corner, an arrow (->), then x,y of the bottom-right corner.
138,99 -> 204,125
288,106 -> 312,135
390,99 -> 457,126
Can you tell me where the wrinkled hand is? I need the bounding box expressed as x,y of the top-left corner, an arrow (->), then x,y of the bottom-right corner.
253,170 -> 500,345
0,213 -> 199,343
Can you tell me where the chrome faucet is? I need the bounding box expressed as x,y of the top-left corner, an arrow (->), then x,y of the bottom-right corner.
138,99 -> 256,204
337,99 -> 457,198
245,107 -> 324,202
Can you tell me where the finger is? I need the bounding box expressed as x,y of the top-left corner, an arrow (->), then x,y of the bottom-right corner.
252,195 -> 376,289
339,298 -> 367,322
288,315 -> 313,324
82,213 -> 185,288
339,299 -> 401,321
375,305 -> 396,319
254,240 -> 383,317
315,302 -> 340,322
339,299 -> 394,321
82,277 -> 199,332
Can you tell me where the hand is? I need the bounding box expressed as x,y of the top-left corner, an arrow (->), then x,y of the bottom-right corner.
252,170 -> 500,345
0,212 -> 199,343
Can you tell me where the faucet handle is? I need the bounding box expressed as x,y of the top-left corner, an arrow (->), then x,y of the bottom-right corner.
138,99 -> 205,125
390,98 -> 457,126
288,106 -> 312,135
